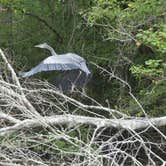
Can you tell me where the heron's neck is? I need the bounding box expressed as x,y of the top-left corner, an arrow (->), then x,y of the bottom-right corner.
45,45 -> 57,56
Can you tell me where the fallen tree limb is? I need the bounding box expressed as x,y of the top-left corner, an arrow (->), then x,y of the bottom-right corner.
0,111 -> 20,124
0,49 -> 41,118
0,47 -> 165,165
0,114 -> 166,137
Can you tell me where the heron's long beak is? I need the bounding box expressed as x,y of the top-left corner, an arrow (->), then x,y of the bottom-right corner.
34,44 -> 41,48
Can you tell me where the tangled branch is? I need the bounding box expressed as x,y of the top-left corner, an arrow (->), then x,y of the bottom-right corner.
0,49 -> 165,165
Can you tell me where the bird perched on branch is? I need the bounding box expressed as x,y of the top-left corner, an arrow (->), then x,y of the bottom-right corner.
21,43 -> 91,92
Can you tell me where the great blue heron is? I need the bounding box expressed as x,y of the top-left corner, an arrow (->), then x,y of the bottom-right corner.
21,43 -> 91,92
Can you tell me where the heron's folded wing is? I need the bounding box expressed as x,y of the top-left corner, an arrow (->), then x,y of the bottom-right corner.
22,61 -> 80,77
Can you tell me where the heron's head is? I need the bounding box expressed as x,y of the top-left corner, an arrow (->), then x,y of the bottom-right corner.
34,43 -> 57,55
34,43 -> 49,49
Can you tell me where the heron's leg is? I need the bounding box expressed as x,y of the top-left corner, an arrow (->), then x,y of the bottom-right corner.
82,88 -> 86,95
73,70 -> 82,85
71,83 -> 75,93
70,70 -> 82,93
59,85 -> 64,93
81,85 -> 87,96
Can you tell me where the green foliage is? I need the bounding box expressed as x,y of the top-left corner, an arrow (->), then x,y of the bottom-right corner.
0,0 -> 165,117
130,23 -> 166,79
0,0 -> 166,164
130,59 -> 164,79
136,24 -> 166,55
127,81 -> 166,116
84,0 -> 166,41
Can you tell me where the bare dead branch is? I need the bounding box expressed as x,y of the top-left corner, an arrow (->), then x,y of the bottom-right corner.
0,114 -> 166,137
0,111 -> 20,124
0,48 -> 165,165
20,10 -> 63,43
0,49 -> 40,117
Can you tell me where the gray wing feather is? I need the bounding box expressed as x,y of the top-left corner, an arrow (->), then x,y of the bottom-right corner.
79,61 -> 91,75
22,53 -> 91,78
22,62 -> 80,77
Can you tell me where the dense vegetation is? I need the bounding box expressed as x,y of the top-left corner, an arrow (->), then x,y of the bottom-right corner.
0,0 -> 166,165
0,0 -> 166,116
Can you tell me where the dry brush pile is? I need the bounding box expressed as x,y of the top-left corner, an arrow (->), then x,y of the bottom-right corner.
0,49 -> 166,166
